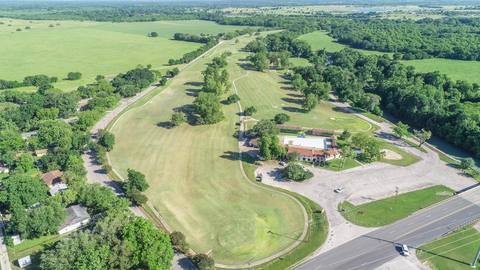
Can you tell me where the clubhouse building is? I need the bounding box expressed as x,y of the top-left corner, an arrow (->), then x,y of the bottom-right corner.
283,135 -> 339,163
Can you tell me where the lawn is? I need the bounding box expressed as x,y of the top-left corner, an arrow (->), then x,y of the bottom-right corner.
417,226 -> 480,270
323,157 -> 361,171
339,185 -> 454,227
378,140 -> 421,167
8,234 -> 64,270
234,64 -> 372,132
108,34 -> 306,265
0,18 -> 246,92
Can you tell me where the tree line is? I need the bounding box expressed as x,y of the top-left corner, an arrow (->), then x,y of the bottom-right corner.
0,72 -> 82,91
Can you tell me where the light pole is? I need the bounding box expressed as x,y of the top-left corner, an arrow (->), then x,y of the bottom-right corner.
471,245 -> 480,268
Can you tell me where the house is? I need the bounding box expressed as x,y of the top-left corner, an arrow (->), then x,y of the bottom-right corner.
287,146 -> 339,163
58,205 -> 91,235
34,149 -> 48,157
17,256 -> 32,268
41,170 -> 68,196
283,135 -> 339,163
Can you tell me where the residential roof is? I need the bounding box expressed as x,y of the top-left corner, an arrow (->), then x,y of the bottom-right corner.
283,135 -> 328,150
34,149 -> 48,156
287,146 -> 338,157
59,205 -> 90,229
41,170 -> 64,187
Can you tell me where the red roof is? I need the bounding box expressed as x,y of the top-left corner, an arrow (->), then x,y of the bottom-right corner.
41,170 -> 64,187
287,146 -> 338,157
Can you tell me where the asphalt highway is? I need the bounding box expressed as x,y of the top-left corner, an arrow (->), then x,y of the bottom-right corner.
296,188 -> 480,270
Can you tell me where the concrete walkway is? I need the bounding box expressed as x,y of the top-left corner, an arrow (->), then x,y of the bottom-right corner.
0,220 -> 11,270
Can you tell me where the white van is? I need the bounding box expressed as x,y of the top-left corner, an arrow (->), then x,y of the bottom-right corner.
400,244 -> 410,256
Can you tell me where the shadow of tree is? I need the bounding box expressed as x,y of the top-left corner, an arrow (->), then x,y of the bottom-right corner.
282,97 -> 303,105
282,106 -> 305,113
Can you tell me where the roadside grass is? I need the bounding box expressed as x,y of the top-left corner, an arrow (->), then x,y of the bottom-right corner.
339,185 -> 454,227
234,67 -> 371,132
378,140 -> 421,167
417,226 -> 480,270
108,35 -> 306,265
362,111 -> 385,123
0,19 -> 246,92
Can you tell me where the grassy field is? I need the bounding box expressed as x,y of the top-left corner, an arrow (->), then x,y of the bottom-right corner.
109,34 -> 306,265
298,31 -> 390,56
403,58 -> 480,85
0,19 -> 246,92
234,66 -> 371,132
417,226 -> 480,270
339,185 -> 454,227
378,140 -> 421,167
8,234 -> 65,270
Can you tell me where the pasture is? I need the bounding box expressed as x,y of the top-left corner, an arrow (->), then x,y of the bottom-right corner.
403,58 -> 480,84
108,35 -> 306,265
0,19 -> 246,91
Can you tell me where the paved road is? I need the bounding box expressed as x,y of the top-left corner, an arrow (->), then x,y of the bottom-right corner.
296,188 -> 480,270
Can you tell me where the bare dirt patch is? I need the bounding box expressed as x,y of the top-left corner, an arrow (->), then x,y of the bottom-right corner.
382,149 -> 402,160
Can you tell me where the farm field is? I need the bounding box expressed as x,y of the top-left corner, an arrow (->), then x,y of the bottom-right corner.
339,185 -> 454,227
417,226 -> 480,270
402,58 -> 480,85
0,19 -> 246,91
108,34 -> 306,265
298,30 -> 390,56
234,64 -> 372,132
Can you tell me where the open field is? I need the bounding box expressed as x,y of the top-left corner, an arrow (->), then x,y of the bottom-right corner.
339,185 -> 454,227
298,30 -> 390,56
378,140 -> 421,167
234,66 -> 372,132
0,19 -> 246,91
417,226 -> 480,270
402,58 -> 480,85
108,35 -> 306,265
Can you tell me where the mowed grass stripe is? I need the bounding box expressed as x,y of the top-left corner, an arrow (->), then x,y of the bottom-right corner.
109,37 -> 305,265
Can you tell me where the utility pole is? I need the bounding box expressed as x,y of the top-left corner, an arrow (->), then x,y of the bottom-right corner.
471,245 -> 480,268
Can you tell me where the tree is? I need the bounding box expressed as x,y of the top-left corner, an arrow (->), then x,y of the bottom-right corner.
171,112 -> 186,127
128,190 -> 148,206
77,184 -> 129,215
170,231 -> 189,253
124,169 -> 149,193
259,134 -> 286,160
304,81 -> 331,100
66,72 -> 82,80
0,174 -> 49,210
98,130 -> 115,151
282,163 -> 313,181
9,199 -> 66,239
338,130 -> 352,141
249,119 -> 279,137
351,133 -> 383,163
122,217 -> 174,270
191,254 -> 214,270
225,94 -> 240,104
414,129 -> 432,147
193,92 -> 224,125
393,122 -> 410,139
303,93 -> 318,112
340,144 -> 355,168
37,120 -> 73,150
15,153 -> 34,173
459,158 -> 475,173
244,106 -> 257,116
248,51 -> 269,72
274,113 -> 290,124
291,74 -> 307,92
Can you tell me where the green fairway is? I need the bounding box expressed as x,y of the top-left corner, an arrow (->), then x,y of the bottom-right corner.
402,58 -> 480,85
417,226 -> 480,270
108,35 -> 306,265
0,19 -> 246,91
234,66 -> 372,132
298,31 -> 389,56
339,185 -> 454,227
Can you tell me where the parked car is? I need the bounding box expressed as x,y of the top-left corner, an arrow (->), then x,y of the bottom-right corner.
279,161 -> 286,166
399,244 -> 410,256
256,174 -> 263,182
334,188 -> 344,193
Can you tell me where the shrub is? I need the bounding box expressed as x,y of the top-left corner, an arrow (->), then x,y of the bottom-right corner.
191,254 -> 214,270
225,94 -> 240,104
170,231 -> 189,253
282,163 -> 313,181
244,106 -> 257,116
274,113 -> 290,124
66,72 -> 82,80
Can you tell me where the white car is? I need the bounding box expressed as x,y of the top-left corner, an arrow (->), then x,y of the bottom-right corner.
400,244 -> 410,256
334,188 -> 344,193
279,161 -> 286,166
